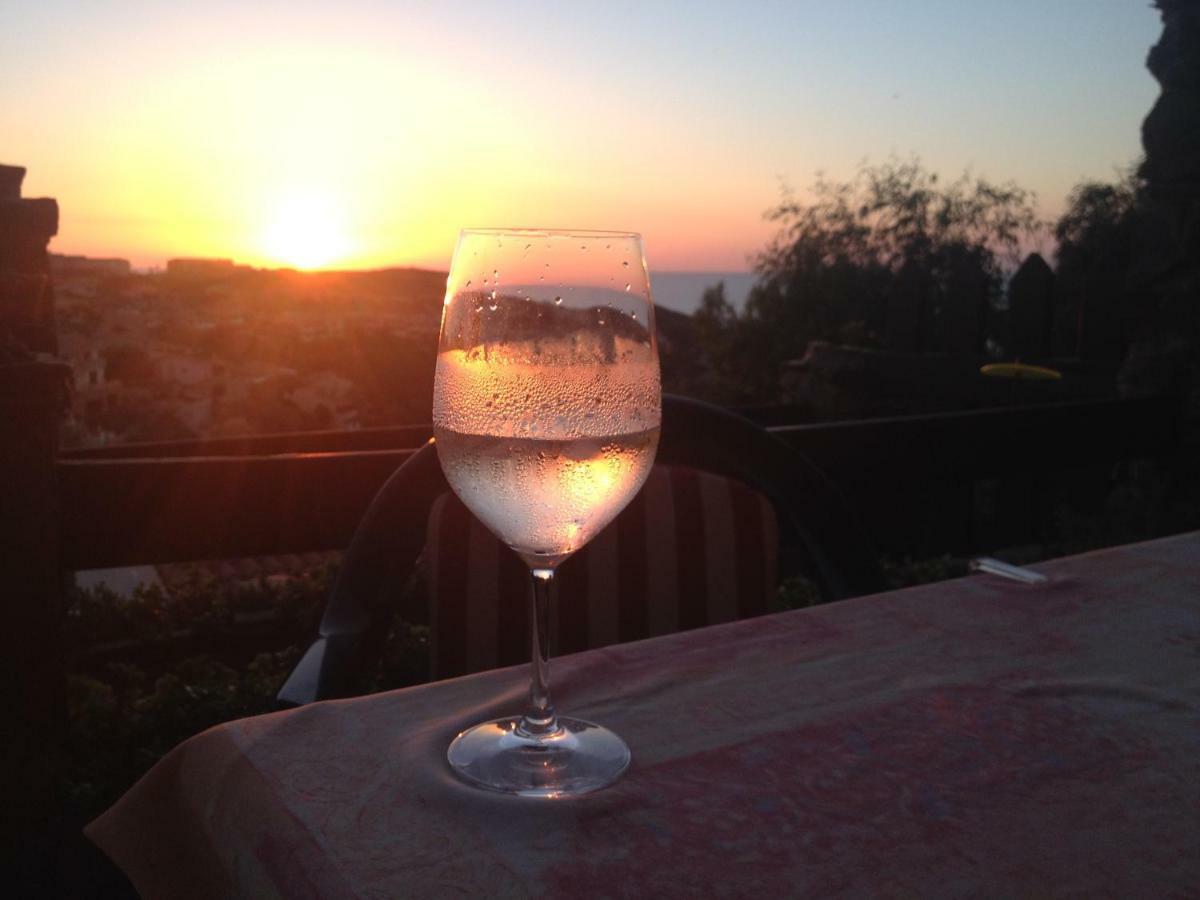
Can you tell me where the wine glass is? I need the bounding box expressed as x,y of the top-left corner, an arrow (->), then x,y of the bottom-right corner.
434,228 -> 661,797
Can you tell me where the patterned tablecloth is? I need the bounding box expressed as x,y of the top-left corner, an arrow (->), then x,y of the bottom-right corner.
88,533 -> 1200,898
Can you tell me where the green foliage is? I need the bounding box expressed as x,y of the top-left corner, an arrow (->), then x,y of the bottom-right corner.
775,574 -> 822,610
66,651 -> 302,816
63,564 -> 430,822
66,565 -> 331,650
778,555 -> 964,607
880,554 -> 964,589
1047,459 -> 1200,559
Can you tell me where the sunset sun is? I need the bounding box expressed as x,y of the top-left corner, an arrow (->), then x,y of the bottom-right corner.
261,192 -> 352,270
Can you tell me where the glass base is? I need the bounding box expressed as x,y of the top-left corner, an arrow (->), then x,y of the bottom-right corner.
447,716 -> 631,797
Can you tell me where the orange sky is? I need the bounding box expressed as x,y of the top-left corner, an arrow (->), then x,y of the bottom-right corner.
1,2 -> 1158,272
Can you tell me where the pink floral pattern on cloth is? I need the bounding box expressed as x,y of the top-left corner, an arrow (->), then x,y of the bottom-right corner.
87,533 -> 1200,898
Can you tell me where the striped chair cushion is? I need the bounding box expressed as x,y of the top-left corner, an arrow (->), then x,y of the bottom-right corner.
424,464 -> 779,680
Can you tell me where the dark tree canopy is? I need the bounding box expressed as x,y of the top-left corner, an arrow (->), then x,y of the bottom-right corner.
1055,175 -> 1139,252
687,160 -> 1041,405
1052,169 -> 1142,361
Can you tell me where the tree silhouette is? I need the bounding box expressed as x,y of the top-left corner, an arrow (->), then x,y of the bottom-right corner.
691,160 -> 1040,405
1052,169 -> 1141,361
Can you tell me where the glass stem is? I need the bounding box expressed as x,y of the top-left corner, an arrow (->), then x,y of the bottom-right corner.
519,567 -> 559,737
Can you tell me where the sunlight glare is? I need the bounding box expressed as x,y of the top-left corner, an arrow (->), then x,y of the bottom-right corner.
261,191 -> 353,270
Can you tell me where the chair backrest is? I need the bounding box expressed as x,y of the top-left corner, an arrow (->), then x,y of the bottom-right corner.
277,395 -> 884,706
425,464 -> 779,679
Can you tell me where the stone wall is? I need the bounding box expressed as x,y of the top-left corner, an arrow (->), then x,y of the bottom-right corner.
0,165 -> 68,891
0,164 -> 59,356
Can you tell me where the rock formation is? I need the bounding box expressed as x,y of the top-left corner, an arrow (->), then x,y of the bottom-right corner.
1122,0 -> 1200,428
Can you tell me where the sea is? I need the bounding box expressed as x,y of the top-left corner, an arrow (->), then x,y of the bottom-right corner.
648,271 -> 758,316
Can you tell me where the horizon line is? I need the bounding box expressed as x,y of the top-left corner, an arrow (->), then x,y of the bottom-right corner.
53,252 -> 758,278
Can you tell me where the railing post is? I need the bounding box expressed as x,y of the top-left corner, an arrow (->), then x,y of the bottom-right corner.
0,360 -> 71,890
0,163 -> 68,893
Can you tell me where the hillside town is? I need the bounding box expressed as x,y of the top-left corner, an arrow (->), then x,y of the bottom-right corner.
53,256 -> 447,447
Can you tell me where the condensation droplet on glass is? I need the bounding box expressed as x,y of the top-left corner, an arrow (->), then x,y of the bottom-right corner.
490,290 -> 497,301
465,280 -> 472,287
605,243 -> 612,250
554,296 -> 563,305
493,269 -> 498,279
580,244 -> 587,251
622,260 -> 629,268
488,303 -> 498,311
624,283 -> 632,292
525,243 -> 532,251
539,274 -> 545,281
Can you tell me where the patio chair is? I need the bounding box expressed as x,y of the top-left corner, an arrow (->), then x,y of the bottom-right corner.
277,395 -> 884,706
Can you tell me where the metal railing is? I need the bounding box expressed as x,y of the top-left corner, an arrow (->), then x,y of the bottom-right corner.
57,396 -> 1180,570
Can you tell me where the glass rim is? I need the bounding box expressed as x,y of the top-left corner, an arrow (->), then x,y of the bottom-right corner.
459,227 -> 643,240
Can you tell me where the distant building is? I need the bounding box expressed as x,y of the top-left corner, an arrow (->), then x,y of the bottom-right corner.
57,333 -> 119,424
291,372 -> 356,427
166,258 -> 245,279
157,351 -> 213,387
50,254 -> 132,278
